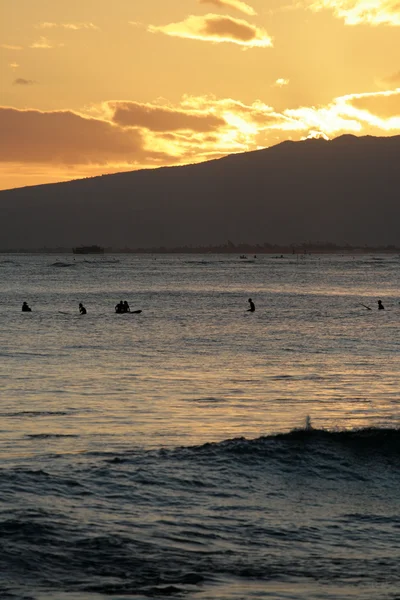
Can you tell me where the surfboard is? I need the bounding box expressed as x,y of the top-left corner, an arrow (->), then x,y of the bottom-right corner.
359,303 -> 371,310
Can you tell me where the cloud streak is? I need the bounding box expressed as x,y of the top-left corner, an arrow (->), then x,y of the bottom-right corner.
309,0 -> 400,26
148,14 -> 273,48
1,44 -> 23,50
37,22 -> 100,30
30,36 -> 59,49
198,0 -> 257,16
13,78 -> 36,85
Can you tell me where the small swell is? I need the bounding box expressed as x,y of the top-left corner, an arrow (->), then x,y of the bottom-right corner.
49,262 -> 76,268
25,433 -> 79,439
3,411 -> 69,418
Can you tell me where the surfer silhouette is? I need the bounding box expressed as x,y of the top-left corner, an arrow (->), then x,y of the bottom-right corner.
247,298 -> 255,312
79,303 -> 87,315
22,301 -> 31,312
377,300 -> 384,310
123,301 -> 130,313
115,300 -> 124,313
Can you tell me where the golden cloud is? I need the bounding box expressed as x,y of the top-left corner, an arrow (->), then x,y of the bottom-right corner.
30,36 -> 57,49
309,0 -> 400,26
0,44 -> 23,50
274,78 -> 289,87
198,0 -> 257,16
148,14 -> 273,48
37,22 -> 100,30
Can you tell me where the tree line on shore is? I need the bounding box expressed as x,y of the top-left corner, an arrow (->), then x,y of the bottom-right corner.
1,241 -> 400,254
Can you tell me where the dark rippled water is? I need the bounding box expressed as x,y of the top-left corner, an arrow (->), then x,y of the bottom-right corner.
0,254 -> 399,599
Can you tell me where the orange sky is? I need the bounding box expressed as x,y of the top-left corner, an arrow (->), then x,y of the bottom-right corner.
0,0 -> 399,190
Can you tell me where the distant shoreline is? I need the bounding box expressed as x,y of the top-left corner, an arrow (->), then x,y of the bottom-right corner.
1,244 -> 400,255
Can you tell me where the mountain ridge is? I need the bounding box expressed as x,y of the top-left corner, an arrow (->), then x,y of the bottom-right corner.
0,134 -> 370,194
1,134 -> 399,248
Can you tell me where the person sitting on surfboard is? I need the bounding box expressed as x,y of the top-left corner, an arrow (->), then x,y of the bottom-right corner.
247,298 -> 255,312
115,300 -> 124,313
123,301 -> 130,313
79,303 -> 87,315
22,301 -> 31,312
378,300 -> 385,310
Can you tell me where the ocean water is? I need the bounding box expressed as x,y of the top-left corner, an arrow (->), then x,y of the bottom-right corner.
0,253 -> 399,600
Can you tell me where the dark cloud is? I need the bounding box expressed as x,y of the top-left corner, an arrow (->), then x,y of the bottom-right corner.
0,107 -> 152,164
198,0 -> 256,16
384,71 -> 400,84
109,101 -> 226,132
13,78 -> 36,85
201,15 -> 255,41
350,92 -> 400,118
149,14 -> 272,48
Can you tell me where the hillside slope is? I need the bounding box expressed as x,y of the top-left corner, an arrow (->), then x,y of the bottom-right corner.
0,134 -> 399,248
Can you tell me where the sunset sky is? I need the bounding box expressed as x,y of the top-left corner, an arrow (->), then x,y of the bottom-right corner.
1,0 -> 399,190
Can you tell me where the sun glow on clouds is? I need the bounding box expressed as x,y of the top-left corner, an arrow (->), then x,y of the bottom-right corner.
274,78 -> 289,87
148,14 -> 273,48
110,90 -> 400,161
1,90 -> 399,188
340,89 -> 400,128
1,44 -> 23,50
304,130 -> 330,140
284,89 -> 400,134
30,37 -> 59,49
198,0 -> 257,16
309,0 -> 400,26
37,22 -> 100,31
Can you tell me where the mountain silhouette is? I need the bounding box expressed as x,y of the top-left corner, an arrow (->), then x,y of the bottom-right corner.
0,134 -> 399,249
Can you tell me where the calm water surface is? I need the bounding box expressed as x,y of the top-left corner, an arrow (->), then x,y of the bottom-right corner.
0,253 -> 399,600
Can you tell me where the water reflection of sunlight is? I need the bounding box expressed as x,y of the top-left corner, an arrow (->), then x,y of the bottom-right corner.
1,254 -> 399,459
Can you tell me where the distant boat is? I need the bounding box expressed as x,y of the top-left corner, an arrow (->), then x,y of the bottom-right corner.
73,245 -> 104,254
